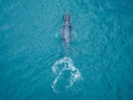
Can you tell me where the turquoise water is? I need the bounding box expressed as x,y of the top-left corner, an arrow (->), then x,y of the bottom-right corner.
0,0 -> 133,100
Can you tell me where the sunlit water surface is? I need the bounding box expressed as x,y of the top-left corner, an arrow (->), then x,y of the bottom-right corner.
0,0 -> 133,100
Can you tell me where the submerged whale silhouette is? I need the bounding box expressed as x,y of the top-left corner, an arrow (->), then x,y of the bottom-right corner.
61,12 -> 72,53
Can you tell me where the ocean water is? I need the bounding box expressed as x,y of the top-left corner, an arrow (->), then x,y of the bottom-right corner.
0,0 -> 133,100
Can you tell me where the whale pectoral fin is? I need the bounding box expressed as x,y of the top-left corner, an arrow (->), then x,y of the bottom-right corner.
60,29 -> 64,40
73,31 -> 79,41
55,30 -> 60,38
55,32 -> 59,38
55,30 -> 63,40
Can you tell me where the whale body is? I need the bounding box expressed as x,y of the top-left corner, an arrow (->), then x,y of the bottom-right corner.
61,12 -> 72,53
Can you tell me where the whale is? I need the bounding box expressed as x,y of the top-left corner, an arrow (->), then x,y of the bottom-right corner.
61,12 -> 72,54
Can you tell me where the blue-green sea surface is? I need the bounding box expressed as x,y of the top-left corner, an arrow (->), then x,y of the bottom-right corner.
0,0 -> 133,100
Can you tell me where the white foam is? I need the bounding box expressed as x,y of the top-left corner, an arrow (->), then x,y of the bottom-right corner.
51,57 -> 82,93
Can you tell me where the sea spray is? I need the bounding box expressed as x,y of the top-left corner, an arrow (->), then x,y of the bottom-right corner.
51,56 -> 82,93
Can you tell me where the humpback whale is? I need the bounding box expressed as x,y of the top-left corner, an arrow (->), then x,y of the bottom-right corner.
51,12 -> 82,93
61,12 -> 72,54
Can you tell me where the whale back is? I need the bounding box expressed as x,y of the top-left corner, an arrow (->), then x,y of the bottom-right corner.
62,12 -> 72,50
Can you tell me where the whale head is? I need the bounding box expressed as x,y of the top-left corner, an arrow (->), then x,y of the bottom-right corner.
64,12 -> 70,22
